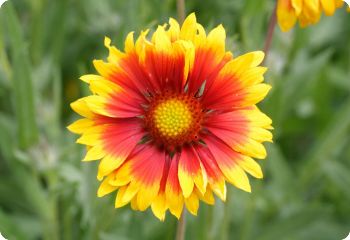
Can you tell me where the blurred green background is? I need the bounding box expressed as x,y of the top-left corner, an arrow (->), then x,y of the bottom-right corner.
1,0 -> 350,239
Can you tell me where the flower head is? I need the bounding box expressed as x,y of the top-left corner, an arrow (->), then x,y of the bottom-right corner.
68,13 -> 272,220
277,0 -> 345,32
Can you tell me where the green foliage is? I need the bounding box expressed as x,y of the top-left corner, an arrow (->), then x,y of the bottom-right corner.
0,0 -> 349,239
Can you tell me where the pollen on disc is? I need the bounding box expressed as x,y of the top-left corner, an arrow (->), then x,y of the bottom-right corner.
153,99 -> 192,137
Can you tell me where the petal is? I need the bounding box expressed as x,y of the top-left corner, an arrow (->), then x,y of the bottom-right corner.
204,135 -> 251,193
194,145 -> 227,201
238,156 -> 263,179
142,34 -> 192,93
83,145 -> 106,161
88,78 -> 122,97
79,74 -> 105,84
165,156 -> 184,219
151,155 -> 172,220
115,183 -> 139,208
238,84 -> 272,107
126,144 -> 166,211
124,32 -> 135,53
89,83 -> 145,119
152,25 -> 172,50
195,187 -> 215,205
67,118 -> 94,134
299,0 -> 321,27
178,147 -> 207,198
109,162 -> 132,187
243,106 -> 273,129
97,174 -> 118,197
97,118 -> 145,179
106,91 -> 145,118
180,13 -> 198,41
291,0 -> 303,15
84,95 -> 111,117
94,37 -> 152,101
167,18 -> 180,41
114,54 -> 150,98
320,0 -> 336,16
180,14 -> 232,95
202,52 -> 268,111
277,0 -> 298,32
104,36 -> 125,64
70,98 -> 95,119
335,0 -> 344,8
76,125 -> 104,146
151,193 -> 167,221
184,191 -> 200,215
207,127 -> 267,159
205,109 -> 271,159
93,60 -> 116,78
187,40 -> 231,95
206,25 -> 226,53
97,155 -> 126,180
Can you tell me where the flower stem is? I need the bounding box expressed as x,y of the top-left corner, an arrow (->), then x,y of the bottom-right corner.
263,1 -> 277,63
177,0 -> 186,24
175,210 -> 186,240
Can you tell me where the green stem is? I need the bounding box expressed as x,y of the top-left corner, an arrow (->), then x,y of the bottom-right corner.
177,0 -> 186,24
263,1 -> 277,64
175,210 -> 186,240
221,190 -> 231,240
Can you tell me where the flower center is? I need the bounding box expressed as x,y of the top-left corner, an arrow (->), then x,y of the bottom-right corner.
154,99 -> 192,137
145,93 -> 203,150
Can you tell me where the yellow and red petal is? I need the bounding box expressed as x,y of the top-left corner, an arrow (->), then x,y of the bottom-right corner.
128,145 -> 166,211
178,147 -> 207,198
82,76 -> 146,118
204,135 -> 252,193
201,51 -> 268,111
165,155 -> 184,219
97,119 -> 145,179
194,145 -> 227,201
187,42 -> 231,95
176,14 -> 232,95
205,109 -> 271,159
142,27 -> 191,93
151,155 -> 171,220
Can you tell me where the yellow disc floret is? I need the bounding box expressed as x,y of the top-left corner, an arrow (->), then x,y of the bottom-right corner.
154,99 -> 192,138
145,93 -> 204,149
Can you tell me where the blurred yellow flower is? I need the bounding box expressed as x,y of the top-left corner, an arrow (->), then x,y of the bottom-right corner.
277,0 -> 345,32
68,13 -> 272,220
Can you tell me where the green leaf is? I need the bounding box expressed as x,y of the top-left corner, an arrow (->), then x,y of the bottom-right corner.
3,3 -> 38,149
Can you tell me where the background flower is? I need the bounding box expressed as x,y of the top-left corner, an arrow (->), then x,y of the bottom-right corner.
277,0 -> 345,31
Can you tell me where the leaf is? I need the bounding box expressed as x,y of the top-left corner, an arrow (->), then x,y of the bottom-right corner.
3,3 -> 38,149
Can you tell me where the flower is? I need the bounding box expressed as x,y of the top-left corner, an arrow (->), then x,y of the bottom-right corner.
68,13 -> 272,220
277,0 -> 345,32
